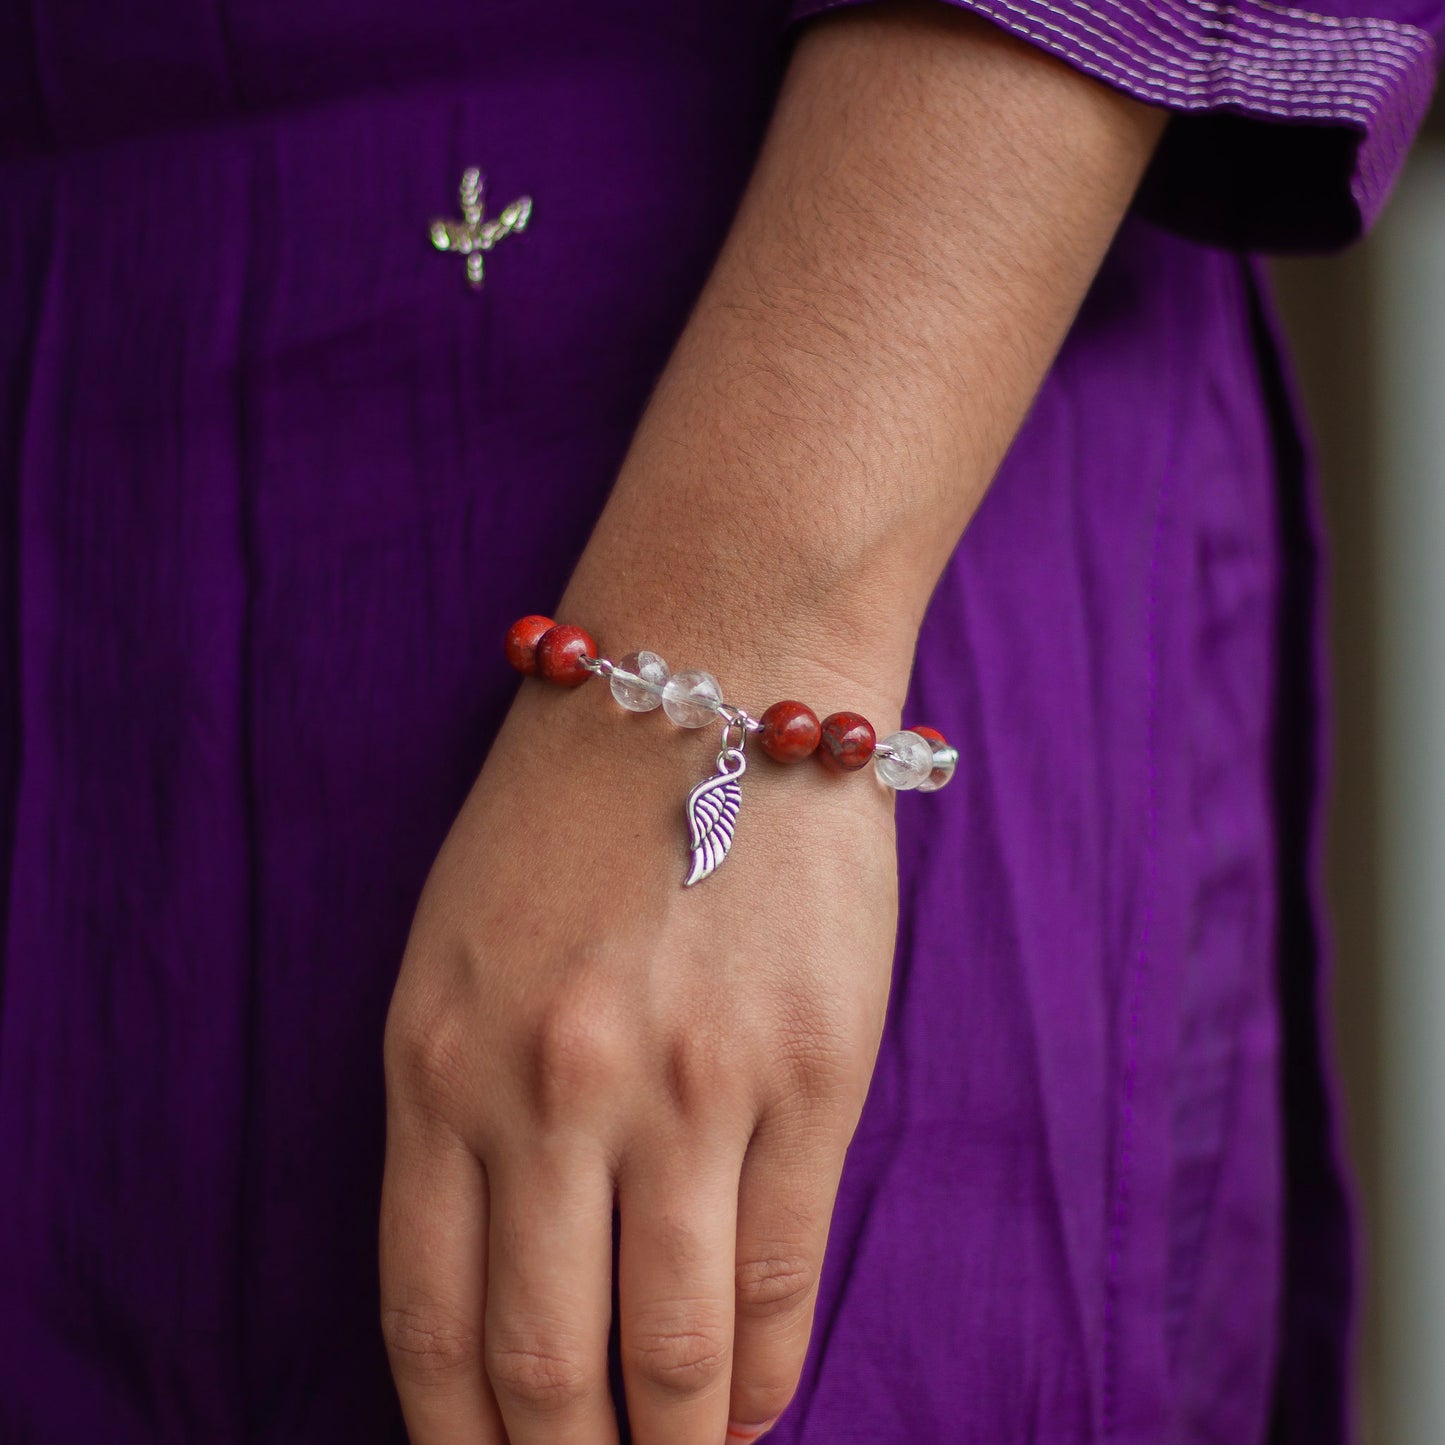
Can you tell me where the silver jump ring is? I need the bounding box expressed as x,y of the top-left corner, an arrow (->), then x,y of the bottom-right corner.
720,716 -> 749,752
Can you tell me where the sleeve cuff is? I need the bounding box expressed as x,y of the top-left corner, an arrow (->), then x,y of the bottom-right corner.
784,0 -> 1439,251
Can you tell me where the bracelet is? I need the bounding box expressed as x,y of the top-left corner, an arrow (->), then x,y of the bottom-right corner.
505,614 -> 958,887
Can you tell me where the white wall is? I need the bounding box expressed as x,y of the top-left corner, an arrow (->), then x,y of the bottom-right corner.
1376,140 -> 1445,1445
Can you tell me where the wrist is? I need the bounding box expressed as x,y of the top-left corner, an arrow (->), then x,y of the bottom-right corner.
496,603 -> 957,888
556,475 -> 938,731
553,571 -> 916,734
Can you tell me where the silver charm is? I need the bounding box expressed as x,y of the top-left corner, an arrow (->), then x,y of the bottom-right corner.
429,167 -> 532,291
682,718 -> 748,887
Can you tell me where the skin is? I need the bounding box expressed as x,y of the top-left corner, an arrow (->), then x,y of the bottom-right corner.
380,3 -> 1169,1442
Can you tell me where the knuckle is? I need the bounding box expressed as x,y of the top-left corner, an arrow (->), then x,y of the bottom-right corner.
734,1373 -> 800,1427
380,1300 -> 481,1384
384,1004 -> 471,1108
485,1325 -> 593,1412
625,1303 -> 730,1395
768,1005 -> 855,1092
663,1031 -> 733,1114
735,1250 -> 817,1319
527,1000 -> 628,1114
775,1016 -> 859,1107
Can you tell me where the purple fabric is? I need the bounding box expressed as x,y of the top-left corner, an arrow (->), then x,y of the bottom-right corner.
0,2 -> 1437,1441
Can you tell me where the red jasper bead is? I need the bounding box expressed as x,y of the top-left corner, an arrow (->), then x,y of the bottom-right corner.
817,710 -> 876,772
504,614 -> 557,675
535,624 -> 598,687
758,699 -> 821,763
912,725 -> 946,747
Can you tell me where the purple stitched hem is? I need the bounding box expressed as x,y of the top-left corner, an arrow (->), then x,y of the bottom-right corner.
783,0 -> 1438,249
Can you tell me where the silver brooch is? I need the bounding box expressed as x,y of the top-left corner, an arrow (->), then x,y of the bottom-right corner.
429,167 -> 532,291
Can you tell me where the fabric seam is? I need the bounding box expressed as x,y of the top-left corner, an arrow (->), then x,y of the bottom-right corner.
1101,354 -> 1172,1443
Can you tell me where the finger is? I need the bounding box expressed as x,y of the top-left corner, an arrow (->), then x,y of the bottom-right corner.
727,1109 -> 845,1440
618,1142 -> 742,1445
483,1144 -> 620,1445
379,1118 -> 504,1441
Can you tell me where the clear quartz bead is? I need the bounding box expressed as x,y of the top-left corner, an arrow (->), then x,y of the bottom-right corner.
874,730 -> 935,791
661,669 -> 723,728
918,740 -> 958,793
609,650 -> 670,712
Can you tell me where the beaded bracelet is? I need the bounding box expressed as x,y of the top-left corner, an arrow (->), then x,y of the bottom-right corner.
505,614 -> 958,887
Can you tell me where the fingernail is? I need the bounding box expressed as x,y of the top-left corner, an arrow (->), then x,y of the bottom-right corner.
726,1420 -> 778,1442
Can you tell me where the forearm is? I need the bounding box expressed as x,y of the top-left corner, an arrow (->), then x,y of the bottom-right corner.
559,0 -> 1166,718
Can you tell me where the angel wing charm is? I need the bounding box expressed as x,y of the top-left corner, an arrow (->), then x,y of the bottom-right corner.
682,746 -> 746,886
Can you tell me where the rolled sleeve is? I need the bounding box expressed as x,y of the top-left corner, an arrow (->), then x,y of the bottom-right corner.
784,0 -> 1441,251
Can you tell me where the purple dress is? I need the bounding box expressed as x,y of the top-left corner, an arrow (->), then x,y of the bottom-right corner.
0,2 -> 1439,1440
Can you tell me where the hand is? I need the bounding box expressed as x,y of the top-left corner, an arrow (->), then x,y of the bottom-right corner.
379,655 -> 901,1444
